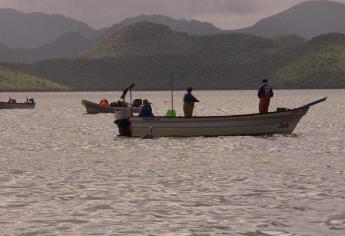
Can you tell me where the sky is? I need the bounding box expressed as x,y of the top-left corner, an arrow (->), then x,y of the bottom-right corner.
0,0 -> 345,29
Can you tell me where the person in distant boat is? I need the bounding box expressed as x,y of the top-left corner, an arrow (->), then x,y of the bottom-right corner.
99,98 -> 109,108
8,97 -> 16,104
258,79 -> 274,113
183,87 -> 199,117
139,99 -> 154,117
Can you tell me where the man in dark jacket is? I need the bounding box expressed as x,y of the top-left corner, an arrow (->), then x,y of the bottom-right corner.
258,79 -> 274,113
139,99 -> 154,117
183,87 -> 199,117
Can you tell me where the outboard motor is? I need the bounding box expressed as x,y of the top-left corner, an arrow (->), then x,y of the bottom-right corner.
114,107 -> 132,136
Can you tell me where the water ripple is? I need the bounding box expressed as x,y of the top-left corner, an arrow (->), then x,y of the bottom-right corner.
0,90 -> 344,235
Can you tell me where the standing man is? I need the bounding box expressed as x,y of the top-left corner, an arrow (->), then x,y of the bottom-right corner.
258,79 -> 274,113
183,87 -> 199,117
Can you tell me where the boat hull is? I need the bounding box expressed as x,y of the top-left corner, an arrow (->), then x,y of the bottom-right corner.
81,100 -> 116,114
0,102 -> 35,109
128,108 -> 308,137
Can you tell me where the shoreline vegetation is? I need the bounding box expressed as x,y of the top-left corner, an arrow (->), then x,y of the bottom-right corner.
0,67 -> 69,92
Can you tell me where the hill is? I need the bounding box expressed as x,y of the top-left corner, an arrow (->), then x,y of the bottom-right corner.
271,33 -> 345,88
1,24 -> 344,91
0,67 -> 69,91
3,23 -> 287,90
113,15 -> 223,35
81,22 -> 277,59
237,0 -> 345,39
0,8 -> 103,49
0,32 -> 95,63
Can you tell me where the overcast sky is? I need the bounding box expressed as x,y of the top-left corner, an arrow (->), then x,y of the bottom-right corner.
0,0 -> 345,29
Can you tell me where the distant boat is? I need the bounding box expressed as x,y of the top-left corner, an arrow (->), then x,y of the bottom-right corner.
0,100 -> 35,109
81,100 -> 117,114
114,97 -> 327,137
82,99 -> 141,114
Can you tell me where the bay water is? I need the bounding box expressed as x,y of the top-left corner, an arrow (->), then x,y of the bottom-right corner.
0,90 -> 344,235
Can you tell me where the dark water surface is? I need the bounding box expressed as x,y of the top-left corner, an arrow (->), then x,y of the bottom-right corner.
0,90 -> 344,235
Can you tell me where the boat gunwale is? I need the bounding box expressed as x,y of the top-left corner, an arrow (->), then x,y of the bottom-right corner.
130,107 -> 309,121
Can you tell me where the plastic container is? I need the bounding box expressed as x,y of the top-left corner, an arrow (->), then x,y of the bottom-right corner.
165,109 -> 176,117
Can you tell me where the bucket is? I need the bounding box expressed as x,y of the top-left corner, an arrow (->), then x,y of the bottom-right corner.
165,109 -> 176,117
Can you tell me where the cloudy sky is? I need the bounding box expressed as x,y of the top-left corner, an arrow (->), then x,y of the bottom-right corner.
0,0 -> 344,29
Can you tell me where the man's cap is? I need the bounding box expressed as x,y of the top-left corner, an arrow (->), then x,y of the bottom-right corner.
143,99 -> 151,105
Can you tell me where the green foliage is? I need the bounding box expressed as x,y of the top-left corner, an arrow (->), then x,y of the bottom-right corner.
272,35 -> 306,48
0,67 -> 69,91
271,33 -> 345,88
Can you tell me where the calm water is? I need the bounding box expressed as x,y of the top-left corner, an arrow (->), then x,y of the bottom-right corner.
0,90 -> 344,236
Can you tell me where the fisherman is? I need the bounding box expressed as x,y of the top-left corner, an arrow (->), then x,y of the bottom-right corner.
258,79 -> 274,113
139,99 -> 154,117
99,98 -> 109,107
8,97 -> 16,103
183,87 -> 199,117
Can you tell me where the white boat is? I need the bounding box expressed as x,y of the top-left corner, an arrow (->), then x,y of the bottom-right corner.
81,100 -> 117,114
114,97 -> 327,137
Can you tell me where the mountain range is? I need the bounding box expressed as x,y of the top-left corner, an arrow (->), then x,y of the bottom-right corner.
2,22 -> 344,91
1,1 -> 345,63
0,0 -> 345,91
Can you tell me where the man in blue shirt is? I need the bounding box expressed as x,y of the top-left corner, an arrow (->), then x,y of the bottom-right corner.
183,87 -> 199,117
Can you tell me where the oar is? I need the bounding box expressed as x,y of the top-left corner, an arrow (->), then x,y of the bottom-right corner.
299,97 -> 328,109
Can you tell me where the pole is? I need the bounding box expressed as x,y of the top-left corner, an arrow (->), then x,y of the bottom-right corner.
129,88 -> 133,106
170,71 -> 174,117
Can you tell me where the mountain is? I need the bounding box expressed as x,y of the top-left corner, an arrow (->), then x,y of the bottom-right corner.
0,8 -> 103,49
2,23 -> 344,91
237,0 -> 345,39
0,32 -> 95,63
271,33 -> 345,88
6,23 -> 284,90
110,14 -> 223,35
81,22 -> 277,59
81,22 -> 194,58
0,66 -> 69,91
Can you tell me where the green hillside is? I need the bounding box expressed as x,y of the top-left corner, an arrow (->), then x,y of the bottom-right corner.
271,33 -> 345,88
81,22 -> 278,59
2,23 -> 345,91
0,67 -> 69,91
81,22 -> 194,58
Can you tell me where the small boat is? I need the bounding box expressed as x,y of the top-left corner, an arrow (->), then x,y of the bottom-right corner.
81,100 -> 117,114
82,99 -> 141,114
114,97 -> 327,137
0,100 -> 35,109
